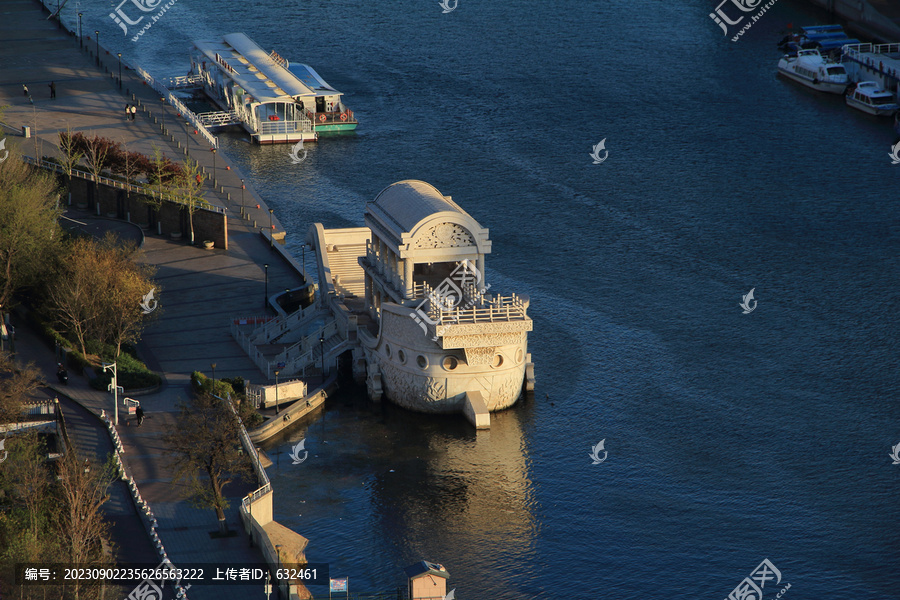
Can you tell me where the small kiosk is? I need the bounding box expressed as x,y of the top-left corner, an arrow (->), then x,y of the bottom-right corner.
404,561 -> 450,600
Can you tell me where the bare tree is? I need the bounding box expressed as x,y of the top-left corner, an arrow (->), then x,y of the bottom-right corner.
163,393 -> 252,534
55,452 -> 117,600
81,134 -> 117,182
176,158 -> 209,245
58,127 -> 84,205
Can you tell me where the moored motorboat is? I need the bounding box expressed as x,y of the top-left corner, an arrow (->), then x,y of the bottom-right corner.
777,49 -> 849,94
845,81 -> 899,116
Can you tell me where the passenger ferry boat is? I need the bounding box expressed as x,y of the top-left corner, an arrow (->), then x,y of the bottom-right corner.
777,49 -> 849,94
845,81 -> 899,116
190,33 -> 358,144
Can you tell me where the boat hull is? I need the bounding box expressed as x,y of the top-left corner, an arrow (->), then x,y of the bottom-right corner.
315,122 -> 358,132
777,64 -> 848,94
845,96 -> 898,116
366,306 -> 528,414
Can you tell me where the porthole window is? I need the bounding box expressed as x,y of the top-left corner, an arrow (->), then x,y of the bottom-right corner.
397,349 -> 406,364
515,349 -> 524,364
442,356 -> 458,371
492,354 -> 504,368
416,355 -> 428,369
384,344 -> 392,358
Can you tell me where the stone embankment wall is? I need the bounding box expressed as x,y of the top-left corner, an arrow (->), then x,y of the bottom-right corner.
65,175 -> 228,249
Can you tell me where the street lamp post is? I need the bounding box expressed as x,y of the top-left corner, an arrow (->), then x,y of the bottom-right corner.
269,208 -> 274,248
211,362 -> 217,393
102,362 -> 118,425
302,244 -> 306,281
319,334 -> 325,379
94,31 -> 99,67
160,97 -> 166,135
210,148 -> 217,186
117,53 -> 122,89
274,369 -> 280,414
240,178 -> 245,216
78,13 -> 82,48
264,263 -> 269,309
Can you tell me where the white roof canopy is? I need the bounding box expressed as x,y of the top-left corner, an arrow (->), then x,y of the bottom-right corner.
193,32 -> 338,104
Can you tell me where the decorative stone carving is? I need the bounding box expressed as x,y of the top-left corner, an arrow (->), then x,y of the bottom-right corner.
436,320 -> 533,337
414,223 -> 475,249
441,332 -> 526,349
463,346 -> 495,365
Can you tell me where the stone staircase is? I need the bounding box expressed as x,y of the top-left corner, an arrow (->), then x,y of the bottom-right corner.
326,242 -> 367,297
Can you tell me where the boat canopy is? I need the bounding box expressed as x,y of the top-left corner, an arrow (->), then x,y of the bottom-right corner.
193,33 -> 322,104
288,63 -> 339,94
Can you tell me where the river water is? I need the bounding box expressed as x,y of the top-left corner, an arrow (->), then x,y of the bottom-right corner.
67,0 -> 900,597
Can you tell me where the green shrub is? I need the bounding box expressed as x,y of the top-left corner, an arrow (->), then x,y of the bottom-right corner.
191,371 -> 236,399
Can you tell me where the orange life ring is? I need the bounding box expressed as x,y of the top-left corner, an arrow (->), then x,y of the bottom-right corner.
318,114 -> 326,122
340,113 -> 347,122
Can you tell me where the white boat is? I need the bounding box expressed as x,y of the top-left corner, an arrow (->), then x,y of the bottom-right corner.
190,33 -> 358,144
845,81 -> 899,116
777,49 -> 849,94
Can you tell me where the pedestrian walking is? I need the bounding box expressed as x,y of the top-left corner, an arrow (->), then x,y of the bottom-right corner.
130,104 -> 137,121
135,405 -> 144,426
125,103 -> 131,121
49,81 -> 56,99
22,84 -> 28,96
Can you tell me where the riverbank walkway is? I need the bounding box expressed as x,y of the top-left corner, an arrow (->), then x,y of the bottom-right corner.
1,1 -> 312,598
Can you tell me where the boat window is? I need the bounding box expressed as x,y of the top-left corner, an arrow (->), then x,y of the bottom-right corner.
872,96 -> 896,106
826,66 -> 845,75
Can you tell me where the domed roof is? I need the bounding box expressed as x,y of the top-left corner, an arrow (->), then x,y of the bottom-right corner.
370,180 -> 467,234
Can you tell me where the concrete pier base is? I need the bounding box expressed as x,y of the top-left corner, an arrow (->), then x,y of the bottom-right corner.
463,391 -> 490,429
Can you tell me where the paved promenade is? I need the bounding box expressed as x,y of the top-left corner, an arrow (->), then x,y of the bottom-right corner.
1,1 -> 311,598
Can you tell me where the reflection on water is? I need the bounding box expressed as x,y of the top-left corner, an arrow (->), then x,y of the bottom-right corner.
261,385 -> 539,595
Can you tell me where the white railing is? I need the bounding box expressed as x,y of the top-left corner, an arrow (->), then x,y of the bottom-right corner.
270,321 -> 339,376
198,111 -> 241,127
133,64 -> 219,148
160,74 -> 204,89
843,43 -> 900,59
258,118 -> 314,136
230,320 -> 271,374
249,303 -> 324,344
421,292 -> 529,326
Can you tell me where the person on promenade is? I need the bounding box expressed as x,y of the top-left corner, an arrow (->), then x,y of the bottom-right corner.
22,84 -> 28,96
135,405 -> 144,426
130,104 -> 137,121
125,103 -> 131,121
49,81 -> 56,99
